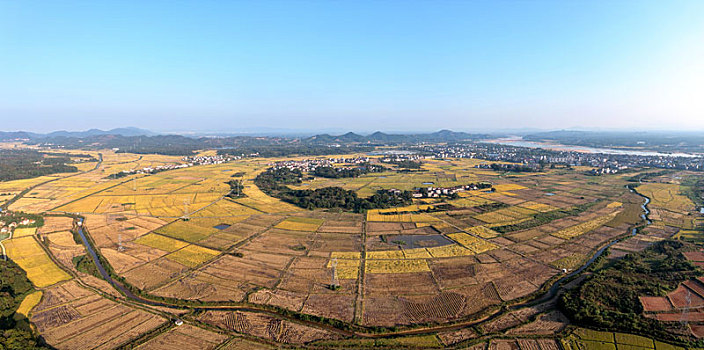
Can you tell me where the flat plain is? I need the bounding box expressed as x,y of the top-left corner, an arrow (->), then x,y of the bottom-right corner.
1,144 -> 696,349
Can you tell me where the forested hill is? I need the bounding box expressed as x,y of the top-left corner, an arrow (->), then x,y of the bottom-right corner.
0,150 -> 81,182
305,130 -> 488,144
8,130 -> 487,156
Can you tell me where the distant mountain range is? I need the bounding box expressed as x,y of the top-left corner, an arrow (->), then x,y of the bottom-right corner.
0,127 -> 483,144
0,128 -> 489,156
0,127 -> 155,141
305,130 -> 484,144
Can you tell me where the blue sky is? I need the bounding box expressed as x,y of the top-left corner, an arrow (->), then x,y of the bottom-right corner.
1,0 -> 703,133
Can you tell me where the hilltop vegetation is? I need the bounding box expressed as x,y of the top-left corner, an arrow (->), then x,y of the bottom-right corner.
312,164 -> 386,178
560,240 -> 702,343
255,167 -> 413,211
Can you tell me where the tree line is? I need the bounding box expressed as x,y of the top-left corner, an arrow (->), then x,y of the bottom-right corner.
0,259 -> 52,349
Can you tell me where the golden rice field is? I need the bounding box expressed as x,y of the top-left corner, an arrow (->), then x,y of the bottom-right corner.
165,244 -> 220,267
0,176 -> 60,194
486,217 -> 531,228
184,216 -> 250,228
234,175 -> 302,213
402,248 -> 432,259
518,201 -> 559,212
473,206 -> 535,224
13,227 -> 37,238
365,259 -> 430,274
3,237 -> 71,288
447,233 -> 499,253
426,244 -> 475,258
374,204 -> 436,214
134,233 -> 188,252
275,217 -> 325,231
448,196 -> 495,208
606,201 -> 623,208
331,251 -> 362,260
552,212 -> 620,240
637,183 -> 695,213
156,219 -> 219,242
15,291 -> 43,319
366,211 -> 440,223
327,258 -> 360,279
464,226 -> 500,239
550,254 -> 587,270
190,199 -> 258,217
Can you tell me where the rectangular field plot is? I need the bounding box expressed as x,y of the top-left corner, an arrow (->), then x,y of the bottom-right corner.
31,284 -> 166,350
190,199 -> 258,217
197,310 -> 341,344
426,244 -> 475,258
328,258 -> 360,279
366,211 -> 440,223
473,206 -> 535,225
156,219 -> 220,242
165,245 -> 220,267
139,324 -> 228,350
447,233 -> 499,254
135,233 -> 188,252
4,236 -> 71,288
122,258 -> 189,290
551,212 -> 620,240
464,226 -> 500,239
365,259 -> 430,273
38,216 -> 75,234
274,217 -> 324,231
12,227 -> 37,237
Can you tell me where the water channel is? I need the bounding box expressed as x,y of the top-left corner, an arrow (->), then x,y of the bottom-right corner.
485,137 -> 700,158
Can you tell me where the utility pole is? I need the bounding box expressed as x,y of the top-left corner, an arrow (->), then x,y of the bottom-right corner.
182,199 -> 190,220
330,258 -> 339,289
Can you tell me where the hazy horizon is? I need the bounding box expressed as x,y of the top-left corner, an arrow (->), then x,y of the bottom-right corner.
1,1 -> 703,132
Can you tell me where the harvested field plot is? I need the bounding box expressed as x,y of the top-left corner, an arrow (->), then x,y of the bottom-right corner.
38,216 -> 74,233
139,324 -> 228,350
198,310 -> 341,344
124,258 -> 189,290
